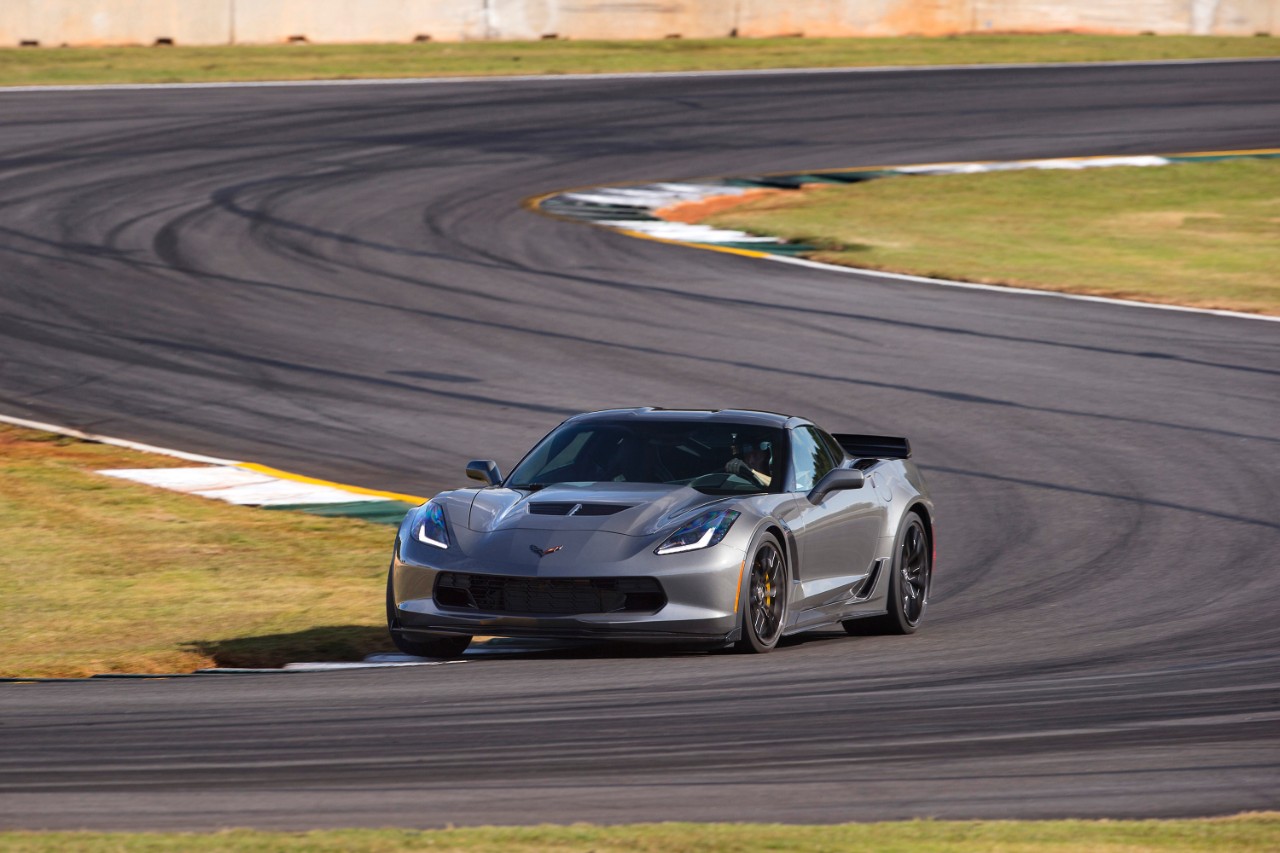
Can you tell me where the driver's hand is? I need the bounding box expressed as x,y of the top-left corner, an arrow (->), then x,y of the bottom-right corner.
725,458 -> 750,478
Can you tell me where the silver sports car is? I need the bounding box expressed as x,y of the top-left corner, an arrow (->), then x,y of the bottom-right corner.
388,408 -> 934,655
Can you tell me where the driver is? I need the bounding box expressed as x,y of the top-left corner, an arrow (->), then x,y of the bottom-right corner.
725,440 -> 772,487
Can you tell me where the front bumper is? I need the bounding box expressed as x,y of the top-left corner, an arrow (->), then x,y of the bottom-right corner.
392,527 -> 745,643
396,619 -> 739,646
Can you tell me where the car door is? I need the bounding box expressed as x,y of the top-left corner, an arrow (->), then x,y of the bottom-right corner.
788,425 -> 884,617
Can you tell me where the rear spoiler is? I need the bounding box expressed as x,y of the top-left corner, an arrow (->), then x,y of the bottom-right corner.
832,433 -> 911,460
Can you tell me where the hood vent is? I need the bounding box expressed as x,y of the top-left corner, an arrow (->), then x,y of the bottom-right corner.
528,502 -> 633,517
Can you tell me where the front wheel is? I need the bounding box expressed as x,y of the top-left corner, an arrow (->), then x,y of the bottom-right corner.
843,512 -> 930,636
386,566 -> 472,658
735,533 -> 788,653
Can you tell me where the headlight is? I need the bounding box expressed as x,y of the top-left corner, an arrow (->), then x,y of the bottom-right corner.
415,500 -> 449,549
655,509 -> 740,555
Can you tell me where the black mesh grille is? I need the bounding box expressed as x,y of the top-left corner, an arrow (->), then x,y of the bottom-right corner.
435,573 -> 665,615
527,502 -> 633,516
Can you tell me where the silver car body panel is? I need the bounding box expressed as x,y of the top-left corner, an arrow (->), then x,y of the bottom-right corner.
391,408 -> 933,644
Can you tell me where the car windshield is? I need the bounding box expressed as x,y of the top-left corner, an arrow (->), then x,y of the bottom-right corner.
506,420 -> 787,495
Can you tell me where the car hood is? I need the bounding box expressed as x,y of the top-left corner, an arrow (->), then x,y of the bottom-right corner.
466,482 -> 737,537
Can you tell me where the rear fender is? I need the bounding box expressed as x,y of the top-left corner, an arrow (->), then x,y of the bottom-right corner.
873,460 -> 934,563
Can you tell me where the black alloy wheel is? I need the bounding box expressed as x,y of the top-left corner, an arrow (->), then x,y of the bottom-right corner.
736,534 -> 787,653
844,512 -> 930,636
896,516 -> 929,629
386,566 -> 472,658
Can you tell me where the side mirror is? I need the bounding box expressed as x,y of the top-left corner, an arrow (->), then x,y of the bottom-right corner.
466,459 -> 502,486
807,468 -> 865,503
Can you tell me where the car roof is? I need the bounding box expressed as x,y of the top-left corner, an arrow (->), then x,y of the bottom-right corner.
563,407 -> 807,429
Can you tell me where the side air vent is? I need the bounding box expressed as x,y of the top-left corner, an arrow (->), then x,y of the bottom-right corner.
851,559 -> 886,601
528,502 -> 633,516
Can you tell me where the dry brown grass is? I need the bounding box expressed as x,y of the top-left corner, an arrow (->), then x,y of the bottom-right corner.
0,424 -> 395,677
701,159 -> 1280,315
2,814 -> 1278,851
2,34 -> 1278,87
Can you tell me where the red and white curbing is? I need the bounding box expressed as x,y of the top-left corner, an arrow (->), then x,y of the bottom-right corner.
538,151 -> 1280,323
97,465 -> 394,507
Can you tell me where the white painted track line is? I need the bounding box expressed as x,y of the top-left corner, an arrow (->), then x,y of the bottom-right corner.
0,413 -> 239,464
762,254 -> 1280,322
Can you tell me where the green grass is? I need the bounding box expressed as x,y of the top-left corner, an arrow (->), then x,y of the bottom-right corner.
2,816 -> 1278,851
2,34 -> 1278,86
702,159 -> 1280,314
0,425 -> 396,677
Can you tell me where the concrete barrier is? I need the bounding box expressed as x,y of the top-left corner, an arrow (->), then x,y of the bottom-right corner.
2,0 -> 1275,47
233,1 -> 485,45
734,0 -> 972,38
487,0 -> 739,40
0,0 -> 229,47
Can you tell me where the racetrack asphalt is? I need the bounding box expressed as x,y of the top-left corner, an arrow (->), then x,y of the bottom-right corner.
1,61 -> 1278,830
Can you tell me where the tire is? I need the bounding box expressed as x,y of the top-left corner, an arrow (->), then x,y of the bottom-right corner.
386,565 -> 472,658
735,533 -> 788,653
843,512 -> 930,636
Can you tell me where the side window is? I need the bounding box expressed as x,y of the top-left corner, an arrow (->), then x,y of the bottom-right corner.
816,428 -> 846,466
790,426 -> 836,492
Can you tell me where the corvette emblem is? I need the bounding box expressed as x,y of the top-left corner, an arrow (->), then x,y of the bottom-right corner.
530,544 -> 564,557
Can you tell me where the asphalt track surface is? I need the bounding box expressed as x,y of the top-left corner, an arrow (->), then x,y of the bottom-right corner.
2,61 -> 1279,830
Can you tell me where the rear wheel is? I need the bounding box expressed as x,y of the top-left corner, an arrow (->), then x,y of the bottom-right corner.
843,512 -> 929,636
386,566 -> 472,658
735,534 -> 787,653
